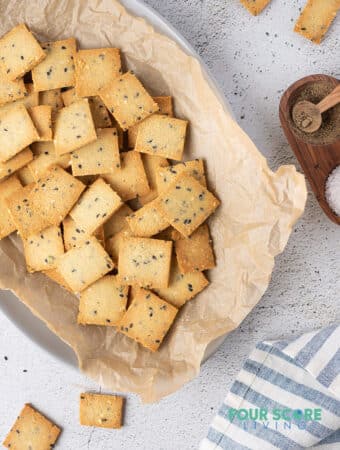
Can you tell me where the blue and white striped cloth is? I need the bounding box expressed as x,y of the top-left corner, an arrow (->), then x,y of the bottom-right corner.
200,323 -> 340,450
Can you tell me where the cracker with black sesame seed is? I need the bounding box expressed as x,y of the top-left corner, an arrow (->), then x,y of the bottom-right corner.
23,225 -> 64,272
126,199 -> 169,238
17,166 -> 35,186
174,223 -> 215,273
100,71 -> 159,130
0,74 -> 26,106
156,173 -> 220,237
75,48 -> 121,97
156,159 -> 206,194
28,105 -> 52,141
104,203 -> 133,239
63,216 -> 104,250
39,88 -> 64,117
118,237 -> 172,288
53,99 -> 97,155
0,147 -> 33,181
0,83 -> 38,114
78,275 -> 128,326
2,403 -> 61,450
105,225 -> 133,263
135,114 -> 188,161
29,165 -> 85,227
71,128 -> 120,176
294,0 -> 340,44
32,38 -> 76,91
117,289 -> 178,352
239,0 -> 272,15
0,104 -> 39,162
139,154 -> 169,205
154,259 -> 209,308
128,96 -> 173,149
0,175 -> 22,239
79,393 -> 124,429
0,24 -> 46,81
28,149 -> 70,181
69,178 -> 122,237
55,236 -> 114,293
102,151 -> 150,201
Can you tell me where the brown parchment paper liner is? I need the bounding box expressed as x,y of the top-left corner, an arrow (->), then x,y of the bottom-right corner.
0,0 -> 307,402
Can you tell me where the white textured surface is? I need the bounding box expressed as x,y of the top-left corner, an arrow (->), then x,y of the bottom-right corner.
0,1 -> 339,449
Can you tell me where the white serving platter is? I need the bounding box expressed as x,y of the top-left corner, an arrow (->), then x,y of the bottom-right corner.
0,0 -> 232,369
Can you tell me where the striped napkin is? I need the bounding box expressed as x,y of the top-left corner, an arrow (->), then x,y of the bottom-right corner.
200,323 -> 340,450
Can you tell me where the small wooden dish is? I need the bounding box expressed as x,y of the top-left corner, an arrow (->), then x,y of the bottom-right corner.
279,74 -> 340,225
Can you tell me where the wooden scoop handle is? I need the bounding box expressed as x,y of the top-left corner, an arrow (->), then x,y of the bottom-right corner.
317,84 -> 340,113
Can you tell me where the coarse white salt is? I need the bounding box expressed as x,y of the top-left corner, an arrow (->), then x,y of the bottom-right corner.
325,165 -> 340,217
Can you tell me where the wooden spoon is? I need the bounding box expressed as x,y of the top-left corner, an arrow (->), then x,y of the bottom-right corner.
292,84 -> 340,133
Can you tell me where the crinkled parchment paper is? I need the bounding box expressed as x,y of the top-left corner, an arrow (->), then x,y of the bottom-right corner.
0,0 -> 307,402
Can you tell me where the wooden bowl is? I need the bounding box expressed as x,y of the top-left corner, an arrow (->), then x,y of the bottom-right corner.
279,74 -> 340,225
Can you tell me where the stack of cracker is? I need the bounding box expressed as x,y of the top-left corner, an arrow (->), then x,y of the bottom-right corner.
0,23 -> 220,354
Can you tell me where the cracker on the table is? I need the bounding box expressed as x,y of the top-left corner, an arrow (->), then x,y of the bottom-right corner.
0,104 -> 39,162
118,289 -> 178,352
28,149 -> 70,181
102,151 -> 150,201
128,96 -> 173,149
71,128 -> 120,176
23,225 -> 64,272
139,154 -> 169,205
39,88 -> 64,116
0,74 -> 26,106
0,24 -> 45,80
174,223 -> 215,273
2,403 -> 61,450
63,216 -> 104,250
29,165 -> 85,227
105,225 -> 133,263
239,0 -> 272,15
54,98 -> 97,155
154,259 -> 209,308
156,159 -> 206,194
156,173 -> 220,237
80,393 -> 124,429
118,237 -> 172,289
126,199 -> 169,237
100,71 -> 159,130
294,0 -> 340,44
78,275 -> 128,326
0,175 -> 22,239
0,147 -> 33,181
69,178 -> 122,236
75,47 -> 122,97
17,166 -> 35,186
135,114 -> 188,161
103,203 -> 133,239
32,38 -> 77,91
0,83 -> 39,114
28,105 -> 52,141
55,236 -> 114,293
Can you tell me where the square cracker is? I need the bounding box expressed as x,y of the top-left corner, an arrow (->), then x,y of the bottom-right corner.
156,174 -> 220,237
32,38 -> 76,91
118,289 -> 178,352
135,114 -> 188,161
0,83 -> 39,114
139,154 -> 169,205
71,128 -> 120,176
63,216 -> 104,250
0,74 -> 26,106
100,71 -> 159,130
0,24 -> 45,80
154,259 -> 209,308
55,236 -> 114,293
102,151 -> 150,201
39,88 -> 64,116
23,225 -> 64,272
156,159 -> 206,194
175,224 -> 215,273
2,403 -> 61,450
0,104 -> 39,162
239,0 -> 272,16
28,105 -> 52,141
294,0 -> 340,44
28,149 -> 70,181
126,199 -> 169,238
78,275 -> 128,326
0,147 -> 33,181
103,203 -> 133,239
80,393 -> 124,429
53,98 -> 97,155
118,237 -> 172,289
5,183 -> 51,238
29,165 -> 85,227
0,175 -> 22,239
69,178 -> 122,236
75,48 -> 122,97
105,225 -> 133,263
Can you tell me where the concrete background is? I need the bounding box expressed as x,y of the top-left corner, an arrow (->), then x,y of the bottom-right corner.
0,0 -> 339,449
